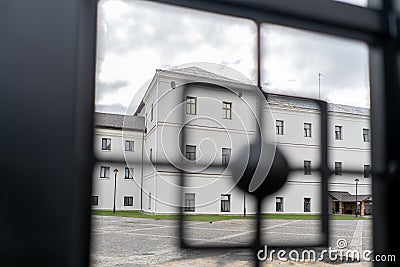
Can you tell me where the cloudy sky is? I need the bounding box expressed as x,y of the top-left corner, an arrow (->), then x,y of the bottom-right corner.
95,0 -> 369,114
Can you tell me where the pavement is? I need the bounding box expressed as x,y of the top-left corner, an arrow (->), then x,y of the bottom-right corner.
90,216 -> 373,266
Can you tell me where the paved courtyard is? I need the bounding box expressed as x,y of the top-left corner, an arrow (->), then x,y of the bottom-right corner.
90,216 -> 373,266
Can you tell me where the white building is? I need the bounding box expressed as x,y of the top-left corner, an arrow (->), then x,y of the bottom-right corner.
92,67 -> 371,215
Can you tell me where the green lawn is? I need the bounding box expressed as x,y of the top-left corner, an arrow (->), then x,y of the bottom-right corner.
92,210 -> 370,221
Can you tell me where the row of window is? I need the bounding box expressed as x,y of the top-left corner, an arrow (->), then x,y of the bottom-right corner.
101,138 -> 135,151
185,145 -> 231,165
304,160 -> 371,178
100,166 -> 134,179
276,120 -> 370,142
92,196 -> 134,206
184,193 -> 312,212
185,97 -> 232,119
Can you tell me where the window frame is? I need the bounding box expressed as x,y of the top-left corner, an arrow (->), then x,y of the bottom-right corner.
100,166 -> 110,178
304,198 -> 311,212
222,101 -> 232,119
335,125 -> 343,140
124,167 -> 134,179
276,120 -> 284,135
364,164 -> 371,178
91,196 -> 99,206
220,194 -> 231,212
335,162 -> 342,176
184,193 -> 195,212
101,138 -> 111,151
276,197 -> 284,212
304,160 -> 311,175
363,128 -> 370,142
185,145 -> 196,161
186,96 -> 197,115
304,123 -> 312,137
124,196 -> 134,206
125,140 -> 134,152
222,148 -> 231,167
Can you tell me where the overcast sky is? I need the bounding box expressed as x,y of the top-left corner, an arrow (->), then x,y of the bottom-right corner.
95,0 -> 369,114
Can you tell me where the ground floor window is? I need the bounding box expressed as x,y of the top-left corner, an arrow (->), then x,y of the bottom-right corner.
221,194 -> 231,212
304,198 -> 311,212
185,193 -> 195,212
124,196 -> 133,206
276,197 -> 283,212
92,196 -> 99,206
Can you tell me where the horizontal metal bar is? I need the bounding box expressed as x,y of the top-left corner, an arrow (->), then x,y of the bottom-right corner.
148,0 -> 387,44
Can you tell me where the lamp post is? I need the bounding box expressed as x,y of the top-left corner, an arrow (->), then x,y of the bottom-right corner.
355,178 -> 359,217
113,168 -> 118,214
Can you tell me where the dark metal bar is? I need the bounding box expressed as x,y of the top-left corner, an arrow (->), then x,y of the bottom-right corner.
148,0 -> 388,44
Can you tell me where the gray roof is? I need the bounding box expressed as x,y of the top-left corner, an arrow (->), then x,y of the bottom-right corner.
95,112 -> 145,131
158,66 -> 252,85
329,191 -> 371,202
158,67 -> 369,116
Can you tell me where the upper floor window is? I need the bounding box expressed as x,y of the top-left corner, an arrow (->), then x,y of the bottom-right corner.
222,148 -> 231,167
335,126 -> 342,140
364,165 -> 371,178
186,96 -> 197,115
304,123 -> 312,137
363,128 -> 370,142
335,162 -> 342,176
102,138 -> 111,150
276,120 -> 284,135
222,102 -> 232,119
100,166 -> 110,178
125,167 -> 133,179
304,160 -> 311,175
185,145 -> 196,161
125,140 -> 134,151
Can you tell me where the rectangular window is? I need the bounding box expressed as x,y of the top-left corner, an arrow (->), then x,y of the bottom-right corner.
276,120 -> 284,135
186,96 -> 197,115
124,167 -> 133,179
151,104 -> 154,121
364,165 -> 371,178
222,101 -> 232,119
335,162 -> 342,176
276,197 -> 283,212
101,138 -> 111,150
220,194 -> 231,212
100,166 -> 110,178
304,160 -> 311,175
185,145 -> 196,161
304,198 -> 311,212
363,128 -> 370,142
222,148 -> 231,167
184,193 -> 195,212
304,123 -> 312,137
335,126 -> 342,140
124,196 -> 133,206
125,140 -> 134,151
92,196 -> 99,206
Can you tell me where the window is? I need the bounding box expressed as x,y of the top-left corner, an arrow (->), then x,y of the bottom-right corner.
276,197 -> 283,212
335,162 -> 342,176
125,140 -> 134,151
101,138 -> 111,150
149,148 -> 153,162
222,101 -> 232,119
222,148 -> 231,167
185,145 -> 196,161
148,193 -> 151,209
184,193 -> 195,212
304,160 -> 311,175
335,126 -> 342,140
92,196 -> 99,206
100,166 -> 110,178
363,128 -> 370,142
304,198 -> 311,212
124,167 -> 133,179
150,104 -> 154,121
124,196 -> 133,206
220,194 -> 231,212
304,123 -> 312,137
276,120 -> 284,135
186,96 -> 197,115
364,165 -> 371,178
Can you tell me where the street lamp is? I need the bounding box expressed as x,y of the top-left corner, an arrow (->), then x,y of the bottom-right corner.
355,178 -> 359,217
113,168 -> 118,214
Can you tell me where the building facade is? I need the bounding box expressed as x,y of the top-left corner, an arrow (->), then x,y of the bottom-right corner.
92,67 -> 372,215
